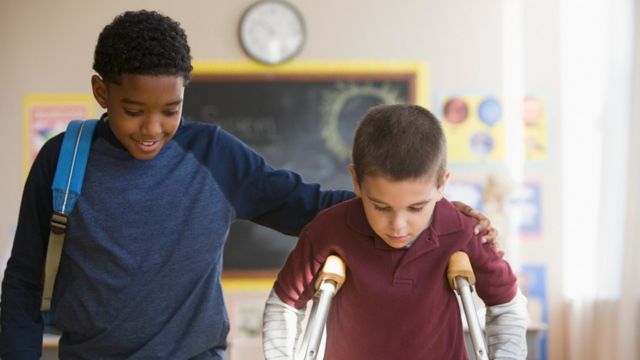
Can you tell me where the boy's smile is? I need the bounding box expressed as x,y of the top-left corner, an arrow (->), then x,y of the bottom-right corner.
349,166 -> 448,249
92,74 -> 185,160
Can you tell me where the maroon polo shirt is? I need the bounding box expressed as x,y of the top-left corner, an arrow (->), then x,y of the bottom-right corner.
274,197 -> 517,360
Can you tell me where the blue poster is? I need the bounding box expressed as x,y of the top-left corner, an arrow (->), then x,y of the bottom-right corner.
521,265 -> 548,360
508,183 -> 542,236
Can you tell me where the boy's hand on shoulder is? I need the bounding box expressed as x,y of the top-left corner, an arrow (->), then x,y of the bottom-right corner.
451,201 -> 499,248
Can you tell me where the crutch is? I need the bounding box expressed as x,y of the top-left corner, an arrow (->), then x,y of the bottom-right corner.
447,251 -> 489,360
300,255 -> 346,360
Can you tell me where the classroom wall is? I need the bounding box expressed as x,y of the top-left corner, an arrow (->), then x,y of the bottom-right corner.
0,0 -> 564,358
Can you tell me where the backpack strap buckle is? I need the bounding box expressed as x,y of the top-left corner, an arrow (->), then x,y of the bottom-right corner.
50,212 -> 68,234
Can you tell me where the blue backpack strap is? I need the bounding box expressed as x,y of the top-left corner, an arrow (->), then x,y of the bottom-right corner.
51,119 -> 98,216
42,119 -> 97,314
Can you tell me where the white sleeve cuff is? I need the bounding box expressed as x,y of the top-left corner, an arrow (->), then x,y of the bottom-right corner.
485,288 -> 529,359
262,289 -> 306,360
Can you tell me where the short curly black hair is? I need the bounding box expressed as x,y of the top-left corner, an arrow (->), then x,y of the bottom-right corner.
93,10 -> 193,84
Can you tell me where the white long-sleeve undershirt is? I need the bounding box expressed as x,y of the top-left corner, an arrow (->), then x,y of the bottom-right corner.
262,288 -> 528,359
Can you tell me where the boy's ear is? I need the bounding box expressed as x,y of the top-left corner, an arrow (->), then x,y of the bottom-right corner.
436,170 -> 451,199
348,164 -> 362,197
91,75 -> 108,109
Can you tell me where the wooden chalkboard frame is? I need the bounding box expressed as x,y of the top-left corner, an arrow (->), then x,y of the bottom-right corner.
191,61 -> 428,101
186,61 -> 429,279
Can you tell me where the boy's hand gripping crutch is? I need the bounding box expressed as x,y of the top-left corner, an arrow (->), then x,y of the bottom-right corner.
447,251 -> 489,360
300,255 -> 346,360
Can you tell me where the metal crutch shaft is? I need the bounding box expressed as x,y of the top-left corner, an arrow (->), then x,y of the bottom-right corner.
303,255 -> 346,360
304,281 -> 337,360
447,251 -> 489,360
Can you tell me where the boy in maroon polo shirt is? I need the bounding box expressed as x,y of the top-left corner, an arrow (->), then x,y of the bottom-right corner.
262,104 -> 528,359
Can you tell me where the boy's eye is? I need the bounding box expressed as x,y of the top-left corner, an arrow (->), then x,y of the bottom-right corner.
124,109 -> 143,116
374,205 -> 391,212
409,207 -> 424,213
163,110 -> 180,116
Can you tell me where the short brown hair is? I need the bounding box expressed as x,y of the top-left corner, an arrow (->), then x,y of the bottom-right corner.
352,104 -> 447,185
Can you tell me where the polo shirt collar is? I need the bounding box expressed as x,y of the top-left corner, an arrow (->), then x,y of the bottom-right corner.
430,198 -> 465,236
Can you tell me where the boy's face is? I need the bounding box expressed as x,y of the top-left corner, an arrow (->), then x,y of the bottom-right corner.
92,74 -> 185,160
349,166 -> 449,249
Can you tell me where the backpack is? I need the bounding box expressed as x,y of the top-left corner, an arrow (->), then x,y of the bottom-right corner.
41,119 -> 98,324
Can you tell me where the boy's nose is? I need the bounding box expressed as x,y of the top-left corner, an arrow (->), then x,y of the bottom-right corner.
140,116 -> 162,137
389,214 -> 407,231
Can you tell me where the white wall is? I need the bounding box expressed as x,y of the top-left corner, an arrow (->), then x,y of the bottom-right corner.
0,0 -> 565,358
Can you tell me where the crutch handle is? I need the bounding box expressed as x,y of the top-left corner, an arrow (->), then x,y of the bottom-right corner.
447,251 -> 489,360
447,251 -> 476,291
314,255 -> 346,292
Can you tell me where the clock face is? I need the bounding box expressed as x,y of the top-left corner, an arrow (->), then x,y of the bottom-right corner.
239,0 -> 305,65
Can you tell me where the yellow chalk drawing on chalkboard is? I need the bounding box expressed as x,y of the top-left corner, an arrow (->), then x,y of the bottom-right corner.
320,83 -> 401,162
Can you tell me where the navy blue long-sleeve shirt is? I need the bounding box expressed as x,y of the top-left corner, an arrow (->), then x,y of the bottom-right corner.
0,118 -> 353,359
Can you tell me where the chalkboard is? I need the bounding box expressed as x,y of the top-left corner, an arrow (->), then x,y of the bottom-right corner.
182,64 -> 423,271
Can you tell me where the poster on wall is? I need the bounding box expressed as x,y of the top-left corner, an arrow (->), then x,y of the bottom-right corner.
439,95 -> 549,163
507,182 -> 543,238
520,264 -> 549,360
522,96 -> 548,161
444,181 -> 484,211
445,180 -> 543,239
441,96 -> 505,162
221,278 -> 274,347
23,94 -> 97,175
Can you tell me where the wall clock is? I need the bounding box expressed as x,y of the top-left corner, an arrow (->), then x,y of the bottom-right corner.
239,0 -> 306,65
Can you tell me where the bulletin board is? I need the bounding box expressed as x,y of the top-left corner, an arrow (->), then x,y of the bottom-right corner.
183,61 -> 429,272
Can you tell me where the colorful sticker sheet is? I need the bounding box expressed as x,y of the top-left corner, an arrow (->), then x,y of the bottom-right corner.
440,96 -> 548,163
